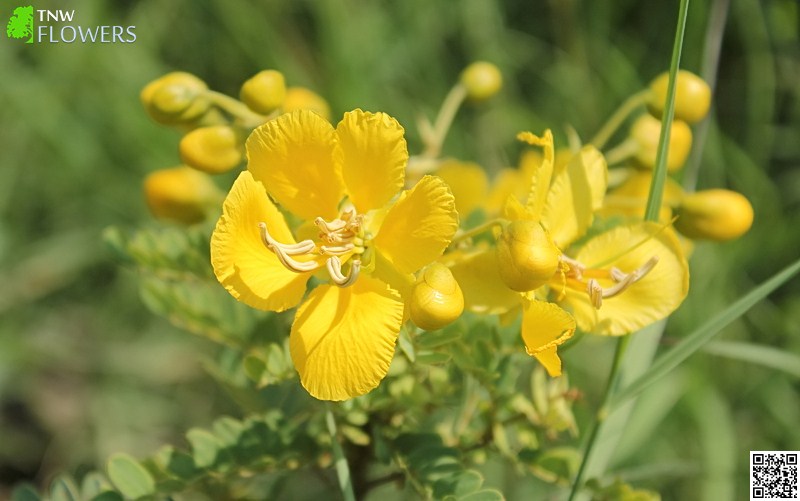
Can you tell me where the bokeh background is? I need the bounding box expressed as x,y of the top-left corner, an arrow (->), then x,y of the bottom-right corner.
1,0 -> 798,499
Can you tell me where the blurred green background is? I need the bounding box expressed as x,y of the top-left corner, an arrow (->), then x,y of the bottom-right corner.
1,0 -> 798,499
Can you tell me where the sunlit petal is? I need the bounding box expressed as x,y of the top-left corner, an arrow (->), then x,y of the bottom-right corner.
448,246 -> 520,314
211,171 -> 309,312
521,299 -> 576,377
437,159 -> 489,217
247,110 -> 343,220
289,276 -> 404,401
335,109 -> 407,213
542,145 -> 608,248
373,175 -> 458,274
561,222 -> 689,336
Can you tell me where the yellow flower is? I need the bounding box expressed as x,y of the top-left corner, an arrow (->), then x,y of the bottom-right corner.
211,109 -> 458,400
453,129 -> 688,376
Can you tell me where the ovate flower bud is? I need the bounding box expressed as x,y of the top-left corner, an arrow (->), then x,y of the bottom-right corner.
674,189 -> 754,241
409,263 -> 464,331
460,61 -> 502,101
141,72 -> 210,125
496,220 -> 560,292
630,114 -> 693,172
283,87 -> 331,121
143,166 -> 221,224
647,70 -> 712,124
179,125 -> 243,174
240,70 -> 286,115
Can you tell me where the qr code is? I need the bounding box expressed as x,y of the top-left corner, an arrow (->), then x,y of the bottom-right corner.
751,451 -> 799,500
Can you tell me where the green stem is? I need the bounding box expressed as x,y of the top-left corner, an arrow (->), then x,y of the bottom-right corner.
567,335 -> 631,501
603,137 -> 640,166
325,406 -> 357,501
422,84 -> 468,158
590,90 -> 650,149
205,90 -> 269,128
448,219 -> 506,249
644,0 -> 691,223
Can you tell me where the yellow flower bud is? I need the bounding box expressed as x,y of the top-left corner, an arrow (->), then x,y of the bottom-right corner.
647,70 -> 712,124
143,166 -> 221,224
239,70 -> 287,115
460,61 -> 502,101
630,114 -> 693,172
179,125 -> 243,174
409,263 -> 464,331
283,86 -> 331,121
674,189 -> 754,241
141,72 -> 210,125
496,220 -> 560,292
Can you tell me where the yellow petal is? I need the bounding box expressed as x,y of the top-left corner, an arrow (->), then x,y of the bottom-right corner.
289,276 -> 404,401
533,347 -> 562,377
247,110 -> 343,220
517,130 -> 554,221
211,172 -> 309,311
600,170 -> 684,223
436,159 -> 489,217
521,300 -> 576,377
486,168 -> 525,215
335,109 -> 407,213
373,175 -> 458,274
542,145 -> 608,248
561,222 -> 690,336
448,246 -> 520,314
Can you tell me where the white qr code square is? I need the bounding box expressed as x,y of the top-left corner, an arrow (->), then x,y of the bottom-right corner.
751,451 -> 799,500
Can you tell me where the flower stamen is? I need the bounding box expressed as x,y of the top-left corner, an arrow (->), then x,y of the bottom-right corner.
260,209 -> 365,287
326,256 -> 360,287
586,256 -> 659,308
259,222 -> 320,272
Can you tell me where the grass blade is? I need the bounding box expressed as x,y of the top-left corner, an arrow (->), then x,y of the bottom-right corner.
608,257 -> 800,411
703,340 -> 800,378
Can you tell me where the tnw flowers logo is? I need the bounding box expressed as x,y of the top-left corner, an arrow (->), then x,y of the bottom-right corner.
5,4 -> 136,44
6,5 -> 33,43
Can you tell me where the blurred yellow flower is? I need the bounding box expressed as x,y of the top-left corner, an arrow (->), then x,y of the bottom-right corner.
211,109 -> 458,400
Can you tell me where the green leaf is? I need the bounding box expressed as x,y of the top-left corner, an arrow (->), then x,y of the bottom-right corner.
416,351 -> 452,365
80,472 -> 114,498
416,325 -> 463,349
90,493 -> 125,501
186,428 -> 222,468
10,484 -> 41,501
212,416 -> 245,447
107,453 -> 156,499
49,475 -> 80,501
459,489 -> 505,501
451,470 -> 484,495
609,257 -> 800,411
703,340 -> 800,378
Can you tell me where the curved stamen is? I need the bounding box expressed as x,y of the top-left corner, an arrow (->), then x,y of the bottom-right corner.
258,222 -> 319,272
326,256 -> 360,287
586,256 -> 660,309
320,243 -> 355,256
560,254 -> 586,279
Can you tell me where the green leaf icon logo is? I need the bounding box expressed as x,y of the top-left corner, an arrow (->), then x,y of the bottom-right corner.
7,5 -> 34,44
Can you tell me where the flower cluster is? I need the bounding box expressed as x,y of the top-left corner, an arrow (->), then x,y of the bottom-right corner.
139,64 -> 752,401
